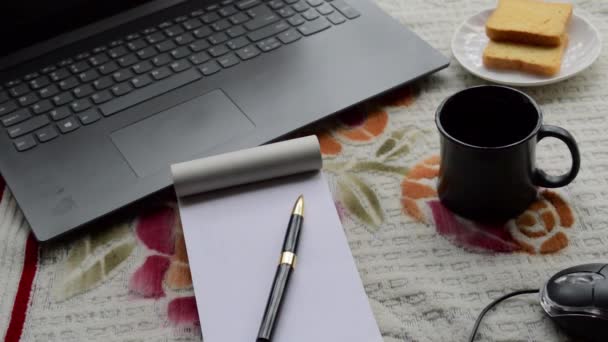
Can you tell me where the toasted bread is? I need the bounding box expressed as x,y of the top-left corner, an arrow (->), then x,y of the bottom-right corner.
486,0 -> 573,46
483,34 -> 569,76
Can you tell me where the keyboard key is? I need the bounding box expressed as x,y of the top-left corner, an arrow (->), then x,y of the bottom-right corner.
126,33 -> 141,41
245,13 -> 280,30
9,84 -> 30,97
53,92 -> 74,106
222,0 -> 234,5
35,126 -> 58,143
175,15 -> 189,23
49,107 -> 72,121
89,53 -> 110,66
137,46 -> 157,59
229,12 -> 250,24
0,101 -> 18,116
92,46 -> 107,54
287,14 -> 305,26
118,54 -> 139,67
277,28 -> 301,43
8,115 -> 50,138
130,75 -> 153,88
59,77 -> 79,92
171,47 -> 191,59
248,21 -> 290,41
317,3 -> 334,15
91,90 -> 113,104
142,27 -> 158,35
77,109 -> 101,125
331,0 -> 360,19
99,61 -> 120,75
0,91 -> 8,103
127,39 -> 147,51
189,51 -> 211,64
183,18 -> 203,31
31,100 -> 53,114
175,33 -> 195,45
292,1 -> 309,12
219,5 -> 238,16
14,135 -> 37,151
236,0 -> 261,10
152,54 -> 172,66
151,67 -> 172,80
18,93 -> 39,106
236,45 -> 261,60
50,68 -> 71,82
218,53 -> 240,68
4,79 -> 21,88
302,8 -> 320,20
158,21 -> 172,29
284,0 -> 299,4
170,60 -> 192,72
268,0 -> 285,9
1,108 -> 31,126
212,19 -> 232,31
30,76 -> 50,90
327,12 -> 345,24
257,37 -> 282,52
191,9 -> 205,17
201,12 -> 220,24
132,61 -> 154,74
109,40 -> 124,47
199,61 -> 222,75
70,61 -> 91,74
206,4 -> 220,11
306,0 -> 323,6
57,58 -> 73,67
39,85 -> 59,99
70,99 -> 92,113
58,117 -> 80,134
157,40 -> 177,52
111,83 -> 133,96
75,52 -> 91,60
93,76 -> 114,90
41,65 -> 57,74
277,7 -> 296,17
146,32 -> 166,44
113,69 -> 134,83
208,32 -> 229,45
297,17 -> 330,36
190,39 -> 211,52
73,84 -> 95,98
99,68 -> 201,116
227,25 -> 246,38
165,25 -> 185,37
79,69 -> 100,83
194,26 -> 214,39
208,44 -> 230,57
23,72 -> 39,81
227,36 -> 250,50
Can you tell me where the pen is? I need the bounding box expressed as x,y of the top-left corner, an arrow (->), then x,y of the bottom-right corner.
256,195 -> 304,342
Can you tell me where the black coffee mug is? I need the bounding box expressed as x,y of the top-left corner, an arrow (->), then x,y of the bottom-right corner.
435,85 -> 580,222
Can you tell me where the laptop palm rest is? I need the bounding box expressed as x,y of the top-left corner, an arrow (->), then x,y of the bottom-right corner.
110,89 -> 255,177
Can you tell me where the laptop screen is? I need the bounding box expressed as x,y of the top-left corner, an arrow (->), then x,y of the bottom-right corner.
0,0 -> 153,57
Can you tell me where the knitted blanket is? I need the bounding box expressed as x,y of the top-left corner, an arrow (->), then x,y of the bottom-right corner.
1,1 -> 606,341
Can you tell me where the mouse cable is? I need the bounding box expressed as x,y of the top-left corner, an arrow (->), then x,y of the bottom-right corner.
468,289 -> 540,342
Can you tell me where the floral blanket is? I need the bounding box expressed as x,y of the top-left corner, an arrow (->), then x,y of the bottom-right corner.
1,1 -> 607,341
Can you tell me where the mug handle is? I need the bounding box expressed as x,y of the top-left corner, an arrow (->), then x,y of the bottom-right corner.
533,125 -> 581,188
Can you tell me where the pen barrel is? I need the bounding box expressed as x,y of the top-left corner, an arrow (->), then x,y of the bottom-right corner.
282,214 -> 303,253
257,264 -> 292,342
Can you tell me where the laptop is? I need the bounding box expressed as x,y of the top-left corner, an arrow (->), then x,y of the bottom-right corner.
0,0 -> 448,241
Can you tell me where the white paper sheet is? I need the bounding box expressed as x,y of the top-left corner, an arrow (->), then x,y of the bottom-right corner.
178,171 -> 383,342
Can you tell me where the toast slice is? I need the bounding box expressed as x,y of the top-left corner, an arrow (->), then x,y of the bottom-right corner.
482,34 -> 569,76
486,0 -> 573,46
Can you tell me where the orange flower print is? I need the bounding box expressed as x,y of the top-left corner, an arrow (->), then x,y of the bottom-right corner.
317,110 -> 389,157
401,155 -> 576,255
507,190 -> 575,254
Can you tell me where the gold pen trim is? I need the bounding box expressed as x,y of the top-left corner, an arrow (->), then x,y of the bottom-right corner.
292,195 -> 304,217
280,251 -> 297,268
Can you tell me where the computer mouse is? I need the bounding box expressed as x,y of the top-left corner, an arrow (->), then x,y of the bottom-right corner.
541,263 -> 608,342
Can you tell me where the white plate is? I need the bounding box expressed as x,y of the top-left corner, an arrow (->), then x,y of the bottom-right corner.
451,9 -> 602,87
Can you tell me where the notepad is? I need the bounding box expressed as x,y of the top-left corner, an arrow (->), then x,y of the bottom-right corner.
171,136 -> 383,342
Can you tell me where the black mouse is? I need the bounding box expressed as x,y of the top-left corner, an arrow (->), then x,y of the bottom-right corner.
541,263 -> 608,342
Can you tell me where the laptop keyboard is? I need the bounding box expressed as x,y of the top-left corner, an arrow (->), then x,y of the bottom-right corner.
0,0 -> 361,152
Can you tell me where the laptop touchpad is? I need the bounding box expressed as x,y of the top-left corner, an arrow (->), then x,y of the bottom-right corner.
111,89 -> 254,177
